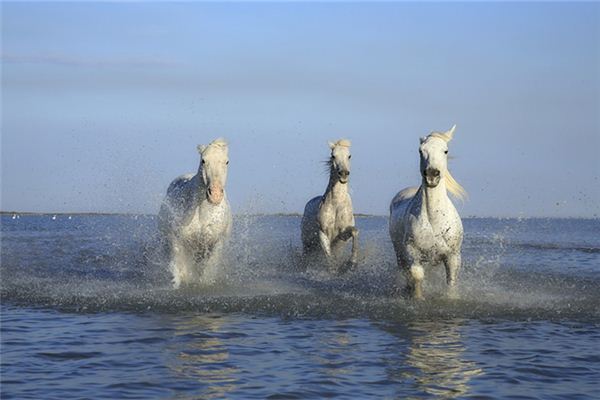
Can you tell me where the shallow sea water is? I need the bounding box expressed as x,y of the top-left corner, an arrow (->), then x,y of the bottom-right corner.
1,215 -> 599,399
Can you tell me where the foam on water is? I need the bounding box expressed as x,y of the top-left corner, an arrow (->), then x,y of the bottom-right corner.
1,215 -> 599,321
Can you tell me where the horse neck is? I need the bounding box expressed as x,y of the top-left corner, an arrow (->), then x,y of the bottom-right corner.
418,179 -> 451,223
194,166 -> 208,204
324,169 -> 348,202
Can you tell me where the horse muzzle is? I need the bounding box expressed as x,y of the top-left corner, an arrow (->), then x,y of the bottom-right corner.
207,185 -> 224,205
423,167 -> 441,187
338,170 -> 350,184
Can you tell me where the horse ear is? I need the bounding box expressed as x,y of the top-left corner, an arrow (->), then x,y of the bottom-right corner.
328,141 -> 336,150
197,144 -> 207,154
445,124 -> 457,141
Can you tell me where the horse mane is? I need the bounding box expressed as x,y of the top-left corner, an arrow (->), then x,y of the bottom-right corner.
332,139 -> 351,148
208,138 -> 227,149
198,138 -> 228,156
425,132 -> 467,201
444,169 -> 467,201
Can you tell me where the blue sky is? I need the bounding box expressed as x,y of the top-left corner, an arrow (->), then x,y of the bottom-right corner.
2,2 -> 599,217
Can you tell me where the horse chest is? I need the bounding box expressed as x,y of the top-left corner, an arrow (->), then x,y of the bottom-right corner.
408,215 -> 452,260
181,205 -> 229,243
320,203 -> 353,238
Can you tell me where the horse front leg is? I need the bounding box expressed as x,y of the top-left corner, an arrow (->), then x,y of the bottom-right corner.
392,244 -> 424,299
318,230 -> 334,270
200,240 -> 225,285
336,226 -> 358,265
444,252 -> 461,299
400,247 -> 425,300
170,239 -> 193,289
407,263 -> 425,300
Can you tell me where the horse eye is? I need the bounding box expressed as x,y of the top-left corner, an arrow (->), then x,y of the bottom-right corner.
226,161 -> 229,165
348,155 -> 351,159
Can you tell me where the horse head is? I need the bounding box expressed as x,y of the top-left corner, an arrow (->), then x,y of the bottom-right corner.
328,139 -> 352,184
197,138 -> 229,205
418,125 -> 466,200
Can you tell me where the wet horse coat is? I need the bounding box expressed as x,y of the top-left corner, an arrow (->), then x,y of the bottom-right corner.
389,126 -> 466,299
159,139 -> 232,287
301,139 -> 358,272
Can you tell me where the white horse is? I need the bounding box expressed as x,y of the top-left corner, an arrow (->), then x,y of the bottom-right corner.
158,138 -> 232,288
301,139 -> 358,272
389,125 -> 466,299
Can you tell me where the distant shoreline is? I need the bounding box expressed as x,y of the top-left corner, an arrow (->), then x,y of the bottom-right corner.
0,211 -> 597,220
0,211 -> 377,218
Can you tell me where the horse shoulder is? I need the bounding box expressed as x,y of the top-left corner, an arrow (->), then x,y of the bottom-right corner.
390,187 -> 419,234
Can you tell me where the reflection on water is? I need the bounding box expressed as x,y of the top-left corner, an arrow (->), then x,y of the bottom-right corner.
310,321 -> 355,379
167,315 -> 239,399
383,319 -> 483,398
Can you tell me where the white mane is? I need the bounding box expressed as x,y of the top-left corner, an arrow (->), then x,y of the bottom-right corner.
208,138 -> 227,148
329,139 -> 351,148
198,138 -> 228,155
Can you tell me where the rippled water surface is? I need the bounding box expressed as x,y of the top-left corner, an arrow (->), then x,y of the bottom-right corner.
1,215 -> 599,399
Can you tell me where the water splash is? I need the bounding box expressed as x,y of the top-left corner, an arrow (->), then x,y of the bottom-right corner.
1,215 -> 599,321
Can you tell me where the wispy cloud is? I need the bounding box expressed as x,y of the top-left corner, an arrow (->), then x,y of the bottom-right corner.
1,53 -> 182,68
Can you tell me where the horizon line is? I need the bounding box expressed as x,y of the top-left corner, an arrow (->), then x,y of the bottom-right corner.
1,210 -> 597,220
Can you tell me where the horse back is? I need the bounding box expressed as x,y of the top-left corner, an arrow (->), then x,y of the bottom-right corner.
302,196 -> 322,219
390,186 -> 418,214
301,196 -> 323,249
166,174 -> 195,196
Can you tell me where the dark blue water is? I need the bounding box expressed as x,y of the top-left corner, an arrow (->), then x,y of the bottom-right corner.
2,215 -> 599,399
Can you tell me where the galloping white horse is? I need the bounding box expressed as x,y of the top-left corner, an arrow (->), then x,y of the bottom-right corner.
389,125 -> 466,299
301,139 -> 358,272
158,138 -> 232,288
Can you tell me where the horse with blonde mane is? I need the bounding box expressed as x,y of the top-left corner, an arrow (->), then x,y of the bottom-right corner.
158,138 -> 232,288
301,139 -> 358,272
389,125 -> 466,299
